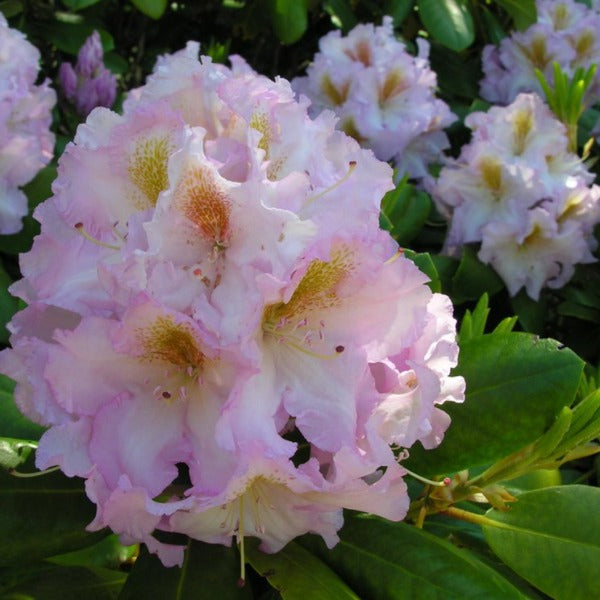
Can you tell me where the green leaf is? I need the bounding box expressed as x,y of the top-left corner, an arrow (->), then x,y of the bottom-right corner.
49,534 -> 137,569
44,22 -> 114,54
403,250 -> 441,293
382,0 -> 414,25
0,462 -> 106,567
0,0 -> 23,17
119,540 -> 253,599
493,0 -> 536,30
301,513 -> 527,599
267,0 -> 308,44
510,291 -> 548,334
61,0 -> 103,10
0,563 -> 126,599
0,375 -> 45,441
429,44 -> 481,98
458,293 -> 490,343
247,539 -> 358,599
405,332 -> 584,476
322,0 -> 357,31
0,438 -> 35,470
380,181 -> 432,245
479,5 -> 506,44
417,0 -> 475,52
483,486 -> 600,599
130,0 -> 167,19
0,263 -> 18,345
452,246 -> 504,303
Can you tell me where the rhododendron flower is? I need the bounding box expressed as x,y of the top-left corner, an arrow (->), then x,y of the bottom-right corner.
59,31 -> 117,117
0,42 -> 464,568
291,16 -> 456,180
480,0 -> 600,104
0,13 -> 55,234
429,93 -> 600,300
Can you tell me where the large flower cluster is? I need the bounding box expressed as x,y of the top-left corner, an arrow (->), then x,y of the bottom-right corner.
0,43 -> 464,567
0,13 -> 55,234
59,31 -> 117,118
430,93 -> 600,300
481,0 -> 600,104
291,17 -> 456,180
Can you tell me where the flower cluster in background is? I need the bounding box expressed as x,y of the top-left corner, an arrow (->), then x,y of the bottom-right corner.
481,0 -> 600,105
59,31 -> 117,117
0,43 -> 464,566
292,16 -> 456,180
0,13 -> 55,234
430,93 -> 600,300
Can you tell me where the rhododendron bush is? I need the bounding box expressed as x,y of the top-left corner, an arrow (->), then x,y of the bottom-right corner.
0,2 -> 599,599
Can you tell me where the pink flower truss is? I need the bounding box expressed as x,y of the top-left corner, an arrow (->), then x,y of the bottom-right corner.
0,44 -> 464,567
0,13 -> 55,234
430,93 -> 600,300
59,31 -> 117,117
480,0 -> 600,104
292,17 -> 456,180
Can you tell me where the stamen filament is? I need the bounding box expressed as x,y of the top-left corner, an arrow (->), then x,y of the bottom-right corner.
9,466 -> 60,478
402,465 -> 451,488
74,223 -> 121,251
304,161 -> 357,208
238,495 -> 246,586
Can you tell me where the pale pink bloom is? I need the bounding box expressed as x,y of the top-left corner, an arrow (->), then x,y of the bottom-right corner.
0,42 -> 464,566
431,93 -> 600,297
0,14 -> 55,233
479,205 -> 595,299
292,17 -> 456,179
481,0 -> 600,104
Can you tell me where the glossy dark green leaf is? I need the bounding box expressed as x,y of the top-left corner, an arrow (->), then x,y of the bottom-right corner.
0,375 -> 45,441
61,0 -> 103,10
405,332 -> 584,476
417,0 -> 474,51
49,534 -> 137,570
247,539 -> 358,600
382,0 -> 414,25
0,263 -> 17,345
493,0 -> 536,30
0,563 -> 126,600
483,486 -> 600,599
452,246 -> 504,303
301,513 -> 526,599
557,299 -> 600,322
380,182 -> 432,245
322,0 -> 357,31
510,291 -> 548,334
130,0 -> 167,19
0,462 -> 106,566
429,43 -> 481,99
403,250 -> 441,293
479,5 -> 506,44
268,0 -> 308,44
44,22 -> 114,55
0,0 -> 22,17
119,540 -> 253,599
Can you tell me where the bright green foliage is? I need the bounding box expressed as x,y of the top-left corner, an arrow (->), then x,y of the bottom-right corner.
130,0 -> 167,20
405,332 -> 584,476
417,0 -> 475,52
483,486 -> 600,599
247,540 -> 359,599
119,542 -> 252,599
301,514 -> 527,599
